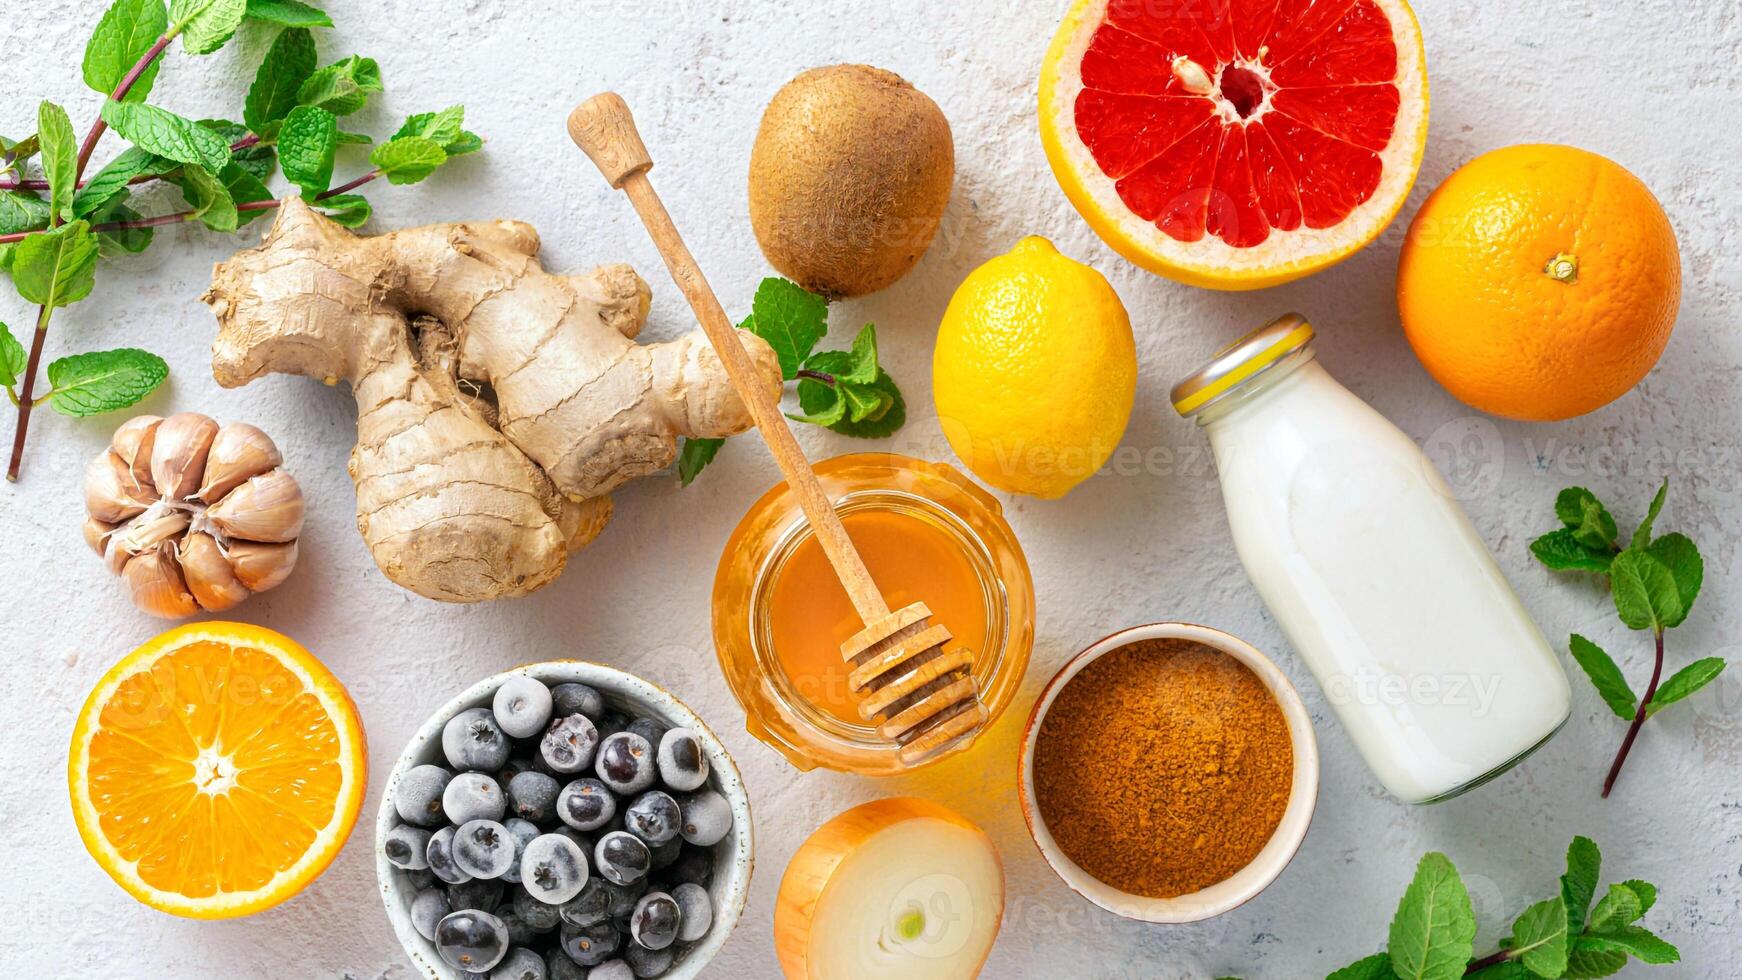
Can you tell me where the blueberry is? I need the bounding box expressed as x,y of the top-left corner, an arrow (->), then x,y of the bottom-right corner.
594,831 -> 651,886
670,882 -> 712,942
396,764 -> 455,827
556,778 -> 617,832
500,818 -> 541,884
545,950 -> 588,980
625,717 -> 668,748
541,715 -> 600,775
602,878 -> 642,919
427,826 -> 473,885
648,836 -> 682,871
558,876 -> 614,927
444,772 -> 507,825
448,878 -> 505,914
595,733 -> 656,795
497,755 -> 536,787
513,884 -> 565,931
622,940 -> 674,978
496,901 -> 544,948
506,771 -> 560,823
520,833 -> 590,905
385,824 -> 433,870
454,819 -> 518,879
550,683 -> 605,721
596,711 -> 631,740
444,707 -> 513,772
622,791 -> 681,845
411,887 -> 450,942
628,892 -> 681,951
676,790 -> 731,847
588,961 -> 634,980
405,866 -> 439,892
434,909 -> 510,973
494,677 -> 554,740
665,846 -> 713,887
488,946 -> 546,980
654,729 -> 709,793
558,920 -> 620,967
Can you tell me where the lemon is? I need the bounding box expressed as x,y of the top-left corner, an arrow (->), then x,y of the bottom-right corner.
933,237 -> 1135,499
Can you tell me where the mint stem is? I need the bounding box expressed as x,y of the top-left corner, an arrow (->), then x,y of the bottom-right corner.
1465,949 -> 1511,974
1601,629 -> 1666,797
1,135 -> 260,192
796,368 -> 835,386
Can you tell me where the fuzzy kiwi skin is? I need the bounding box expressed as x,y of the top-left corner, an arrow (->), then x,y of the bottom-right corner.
748,64 -> 955,299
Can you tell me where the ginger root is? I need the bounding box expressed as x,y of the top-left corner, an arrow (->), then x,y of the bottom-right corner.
203,199 -> 778,603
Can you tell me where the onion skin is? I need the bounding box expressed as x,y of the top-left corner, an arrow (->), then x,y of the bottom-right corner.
774,797 -> 1004,979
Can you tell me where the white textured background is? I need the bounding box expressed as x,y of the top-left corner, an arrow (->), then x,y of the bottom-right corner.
3,0 -> 1739,977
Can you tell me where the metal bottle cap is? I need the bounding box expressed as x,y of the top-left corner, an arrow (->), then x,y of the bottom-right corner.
1170,313 -> 1316,417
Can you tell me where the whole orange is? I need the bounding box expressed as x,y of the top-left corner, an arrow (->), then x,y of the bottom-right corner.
1397,145 -> 1680,421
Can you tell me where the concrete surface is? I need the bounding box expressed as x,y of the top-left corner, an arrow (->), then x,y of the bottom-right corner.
3,0 -> 1739,977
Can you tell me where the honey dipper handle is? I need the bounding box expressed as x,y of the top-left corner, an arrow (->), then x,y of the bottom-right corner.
568,92 -> 891,625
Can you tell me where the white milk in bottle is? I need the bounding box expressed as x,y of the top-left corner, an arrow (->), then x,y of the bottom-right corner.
1172,315 -> 1570,803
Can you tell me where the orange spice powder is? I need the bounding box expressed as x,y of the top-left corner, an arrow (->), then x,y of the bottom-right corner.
1031,637 -> 1294,898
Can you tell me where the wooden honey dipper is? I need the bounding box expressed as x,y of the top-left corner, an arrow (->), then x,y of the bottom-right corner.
568,93 -> 988,765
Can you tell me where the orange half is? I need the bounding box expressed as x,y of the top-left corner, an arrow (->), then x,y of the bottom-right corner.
68,623 -> 366,918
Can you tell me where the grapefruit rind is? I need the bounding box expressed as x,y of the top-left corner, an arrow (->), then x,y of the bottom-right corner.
1040,0 -> 1430,290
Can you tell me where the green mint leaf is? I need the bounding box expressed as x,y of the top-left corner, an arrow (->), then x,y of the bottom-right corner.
444,130 -> 483,156
789,378 -> 847,427
1387,853 -> 1477,980
677,437 -> 724,487
838,323 -> 879,384
1610,548 -> 1684,632
173,164 -> 238,232
1505,897 -> 1569,978
1579,927 -> 1679,965
199,119 -> 277,184
369,135 -> 446,185
829,370 -> 904,438
243,0 -> 331,27
314,192 -> 369,228
2,134 -> 42,164
278,104 -> 337,194
0,190 -> 53,235
1530,528 -> 1618,574
335,130 -> 372,145
0,321 -> 25,388
45,347 -> 167,416
841,381 -> 893,423
1630,480 -> 1668,549
1466,964 -> 1529,980
1566,635 -> 1637,719
393,106 -> 466,146
1620,880 -> 1658,916
100,100 -> 232,172
1328,954 -> 1400,980
1561,837 -> 1602,936
170,0 -> 244,54
1646,658 -> 1725,717
244,26 -> 317,134
83,0 -> 169,102
1587,884 -> 1644,932
87,194 -> 155,254
296,55 -> 383,116
1563,937 -> 1628,979
12,221 -> 99,308
1556,487 -> 1618,550
1645,532 -> 1702,623
748,277 -> 828,379
72,146 -> 178,219
38,102 -> 78,223
217,159 -> 275,221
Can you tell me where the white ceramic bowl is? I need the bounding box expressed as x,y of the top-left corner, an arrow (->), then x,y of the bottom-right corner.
377,661 -> 754,979
1018,623 -> 1318,923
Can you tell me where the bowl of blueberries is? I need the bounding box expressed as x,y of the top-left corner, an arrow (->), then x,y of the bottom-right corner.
376,661 -> 753,979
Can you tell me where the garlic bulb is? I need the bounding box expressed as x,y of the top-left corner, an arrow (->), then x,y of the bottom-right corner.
84,413 -> 304,619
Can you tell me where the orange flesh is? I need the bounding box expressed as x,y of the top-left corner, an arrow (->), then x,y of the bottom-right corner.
84,640 -> 344,897
767,509 -> 988,726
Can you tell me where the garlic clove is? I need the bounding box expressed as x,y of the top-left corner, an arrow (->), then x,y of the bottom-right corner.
197,422 -> 284,503
109,508 -> 192,563
180,532 -> 250,611
110,415 -> 163,494
149,412 -> 219,502
123,542 -> 199,618
228,539 -> 298,592
83,517 -> 120,559
85,451 -> 155,524
206,468 -> 304,543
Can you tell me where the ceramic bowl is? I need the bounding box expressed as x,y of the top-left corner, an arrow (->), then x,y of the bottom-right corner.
1018,622 -> 1318,923
377,661 -> 754,979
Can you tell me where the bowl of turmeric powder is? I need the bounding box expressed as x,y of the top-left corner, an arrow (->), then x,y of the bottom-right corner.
1018,622 -> 1318,923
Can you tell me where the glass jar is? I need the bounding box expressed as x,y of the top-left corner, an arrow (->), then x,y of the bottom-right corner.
1173,315 -> 1571,803
712,454 -> 1034,775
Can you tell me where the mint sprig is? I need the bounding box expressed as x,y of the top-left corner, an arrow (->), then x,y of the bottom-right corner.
1529,481 -> 1720,796
677,277 -> 908,486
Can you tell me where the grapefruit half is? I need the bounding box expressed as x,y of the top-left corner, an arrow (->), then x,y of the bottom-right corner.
1040,0 -> 1429,290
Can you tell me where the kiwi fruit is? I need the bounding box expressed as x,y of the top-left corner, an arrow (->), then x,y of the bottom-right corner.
748,64 -> 955,299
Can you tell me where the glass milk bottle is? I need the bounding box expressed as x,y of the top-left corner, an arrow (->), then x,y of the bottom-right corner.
1172,315 -> 1570,803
